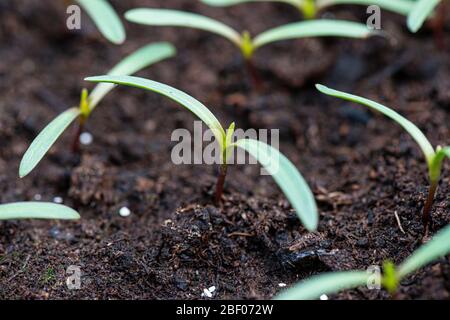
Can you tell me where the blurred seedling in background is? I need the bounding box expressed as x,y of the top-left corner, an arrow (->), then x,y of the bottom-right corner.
0,202 -> 79,221
201,0 -> 414,20
125,8 -> 377,88
316,85 -> 449,237
19,42 -> 176,178
275,223 -> 450,299
85,75 -> 319,232
70,0 -> 126,44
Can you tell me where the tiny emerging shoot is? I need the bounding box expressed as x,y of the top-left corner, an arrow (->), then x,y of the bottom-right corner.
316,84 -> 449,235
125,8 -> 377,87
19,42 -> 176,178
275,223 -> 450,299
75,0 -> 126,45
200,0 -> 415,19
0,202 -> 80,220
85,75 -> 319,232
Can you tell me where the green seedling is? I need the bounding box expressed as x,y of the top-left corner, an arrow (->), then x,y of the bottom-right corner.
407,0 -> 443,33
275,222 -> 450,299
125,8 -> 377,86
201,0 -> 415,19
85,75 -> 318,231
316,84 -> 449,235
74,0 -> 126,44
19,42 -> 176,178
0,202 -> 80,220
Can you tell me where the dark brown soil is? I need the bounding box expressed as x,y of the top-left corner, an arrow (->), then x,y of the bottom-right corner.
0,0 -> 449,300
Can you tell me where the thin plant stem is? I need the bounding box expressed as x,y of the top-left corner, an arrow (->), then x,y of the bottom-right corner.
422,179 -> 438,237
245,58 -> 263,91
214,163 -> 228,204
71,118 -> 85,154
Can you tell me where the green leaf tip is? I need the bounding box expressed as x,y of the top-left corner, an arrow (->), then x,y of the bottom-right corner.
0,202 -> 80,220
407,0 -> 441,33
234,139 -> 318,231
76,0 -> 126,44
19,108 -> 81,178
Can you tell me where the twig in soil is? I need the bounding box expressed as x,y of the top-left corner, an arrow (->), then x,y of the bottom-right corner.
7,254 -> 30,282
274,223 -> 450,300
394,211 -> 405,234
228,232 -> 253,237
85,75 -> 320,232
316,84 -> 450,234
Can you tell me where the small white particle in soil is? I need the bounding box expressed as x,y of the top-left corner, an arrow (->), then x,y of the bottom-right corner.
320,294 -> 329,300
53,197 -> 63,204
201,288 -> 213,298
79,132 -> 93,145
278,283 -> 287,287
33,194 -> 42,201
119,206 -> 131,217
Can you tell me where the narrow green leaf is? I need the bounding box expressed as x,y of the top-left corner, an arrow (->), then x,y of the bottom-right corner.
407,0 -> 441,33
274,271 -> 369,300
0,202 -> 80,220
398,224 -> 450,279
233,138 -> 318,231
19,108 -> 81,178
76,0 -> 126,45
316,84 -> 436,165
89,42 -> 177,109
317,0 -> 415,15
253,20 -> 376,49
125,9 -> 242,47
85,75 -> 226,150
201,0 -> 300,7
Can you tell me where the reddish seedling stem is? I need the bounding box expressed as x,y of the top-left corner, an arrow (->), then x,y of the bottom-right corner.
422,180 -> 438,237
71,118 -> 85,154
245,58 -> 263,91
214,164 -> 228,204
430,3 -> 447,49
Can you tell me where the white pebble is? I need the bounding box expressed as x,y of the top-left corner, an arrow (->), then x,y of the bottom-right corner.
208,286 -> 216,293
53,197 -> 63,204
33,194 -> 42,201
119,206 -> 131,217
278,283 -> 287,287
79,132 -> 93,145
202,288 -> 213,298
320,294 -> 329,300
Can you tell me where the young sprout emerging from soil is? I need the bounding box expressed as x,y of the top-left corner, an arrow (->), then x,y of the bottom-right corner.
201,0 -> 415,19
0,202 -> 80,220
85,75 -> 318,231
124,8 -> 377,86
275,223 -> 450,299
19,42 -> 176,178
75,0 -> 126,44
407,0 -> 443,33
316,84 -> 449,235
